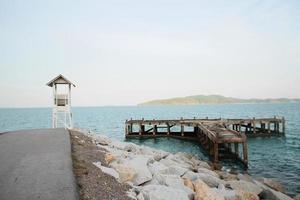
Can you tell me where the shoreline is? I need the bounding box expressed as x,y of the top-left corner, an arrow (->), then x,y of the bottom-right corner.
70,128 -> 297,200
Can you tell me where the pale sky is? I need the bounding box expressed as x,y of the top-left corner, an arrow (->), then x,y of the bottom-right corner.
0,0 -> 299,107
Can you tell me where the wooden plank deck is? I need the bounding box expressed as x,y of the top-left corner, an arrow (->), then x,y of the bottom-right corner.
125,117 -> 285,168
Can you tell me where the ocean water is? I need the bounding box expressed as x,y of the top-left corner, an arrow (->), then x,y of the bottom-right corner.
0,103 -> 299,195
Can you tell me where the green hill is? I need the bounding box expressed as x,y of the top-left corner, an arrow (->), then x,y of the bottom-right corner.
138,95 -> 300,106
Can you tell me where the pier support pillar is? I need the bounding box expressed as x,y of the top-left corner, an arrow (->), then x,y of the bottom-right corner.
181,125 -> 184,137
253,119 -> 256,134
234,143 -> 239,156
213,142 -> 219,163
267,122 -> 271,133
243,142 -> 248,166
282,117 -> 285,134
167,123 -> 170,135
139,124 -> 142,136
153,125 -> 157,135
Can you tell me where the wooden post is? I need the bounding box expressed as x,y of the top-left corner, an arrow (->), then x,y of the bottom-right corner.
234,143 -> 239,156
213,142 -> 219,163
153,125 -> 157,135
167,123 -> 170,135
228,143 -> 232,152
238,124 -> 241,133
181,124 -> 184,137
125,123 -> 128,135
267,122 -> 271,133
243,142 -> 248,166
282,117 -> 285,134
253,118 -> 256,134
139,124 -> 142,136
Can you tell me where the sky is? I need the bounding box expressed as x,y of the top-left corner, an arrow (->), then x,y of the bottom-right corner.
0,0 -> 299,107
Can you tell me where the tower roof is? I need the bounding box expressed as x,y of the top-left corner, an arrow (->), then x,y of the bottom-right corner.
46,74 -> 76,87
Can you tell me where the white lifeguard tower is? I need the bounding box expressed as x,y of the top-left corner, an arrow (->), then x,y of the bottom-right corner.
46,74 -> 75,129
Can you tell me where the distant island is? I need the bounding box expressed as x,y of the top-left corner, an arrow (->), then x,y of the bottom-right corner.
138,95 -> 300,106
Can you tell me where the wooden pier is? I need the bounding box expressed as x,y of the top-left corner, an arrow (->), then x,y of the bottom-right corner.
125,117 -> 285,167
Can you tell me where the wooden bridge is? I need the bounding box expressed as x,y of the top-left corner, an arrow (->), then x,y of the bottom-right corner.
125,117 -> 285,167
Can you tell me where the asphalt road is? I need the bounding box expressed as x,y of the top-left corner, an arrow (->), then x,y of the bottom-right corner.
0,128 -> 78,200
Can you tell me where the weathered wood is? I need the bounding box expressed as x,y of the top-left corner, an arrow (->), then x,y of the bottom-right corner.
125,117 -> 285,168
214,142 -> 219,163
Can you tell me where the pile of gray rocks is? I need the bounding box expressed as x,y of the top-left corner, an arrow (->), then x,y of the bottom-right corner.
80,130 -> 297,200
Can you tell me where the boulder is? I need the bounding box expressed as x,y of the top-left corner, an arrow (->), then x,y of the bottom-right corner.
160,156 -> 190,170
226,180 -> 263,195
257,177 -> 284,192
95,135 -> 111,145
165,165 -> 189,176
148,161 -> 169,175
113,164 -> 137,183
193,179 -> 225,200
105,153 -> 116,164
136,193 -> 145,200
163,175 -> 194,199
259,188 -> 293,200
111,140 -> 128,150
124,143 -> 140,153
122,156 -> 153,185
236,190 -> 259,200
183,178 -> 194,191
197,167 -> 219,178
212,186 -> 236,200
237,173 -> 253,182
294,194 -> 300,200
183,171 -> 224,187
93,162 -> 119,179
144,173 -> 165,185
198,160 -> 211,169
139,185 -> 190,200
161,154 -> 191,169
216,171 -> 237,181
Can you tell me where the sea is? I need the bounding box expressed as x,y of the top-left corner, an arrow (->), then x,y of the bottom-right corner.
0,103 -> 299,195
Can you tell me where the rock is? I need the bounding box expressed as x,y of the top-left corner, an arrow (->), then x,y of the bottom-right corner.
93,162 -> 120,179
144,173 -> 165,185
148,161 -> 169,175
136,193 -> 145,200
183,171 -> 224,187
111,140 -> 128,150
139,185 -> 190,200
124,143 -> 140,153
127,189 -> 138,200
163,175 -> 194,199
294,194 -> 300,200
216,171 -> 237,181
236,190 -> 259,200
95,135 -> 111,145
153,150 -> 170,161
197,167 -> 219,178
212,186 -> 236,200
193,179 -> 225,200
183,178 -> 194,191
257,177 -> 284,192
196,160 -> 211,170
105,153 -> 116,164
122,156 -> 153,185
226,180 -> 263,195
165,165 -> 189,176
113,164 -> 137,183
259,187 -> 293,200
237,173 -> 253,182
160,156 -> 190,170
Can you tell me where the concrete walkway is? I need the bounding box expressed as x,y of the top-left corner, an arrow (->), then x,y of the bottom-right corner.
0,128 -> 78,200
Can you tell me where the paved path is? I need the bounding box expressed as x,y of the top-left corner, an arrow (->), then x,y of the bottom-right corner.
0,128 -> 78,200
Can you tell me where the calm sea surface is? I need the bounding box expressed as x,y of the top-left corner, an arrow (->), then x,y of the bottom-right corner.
0,103 -> 299,195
